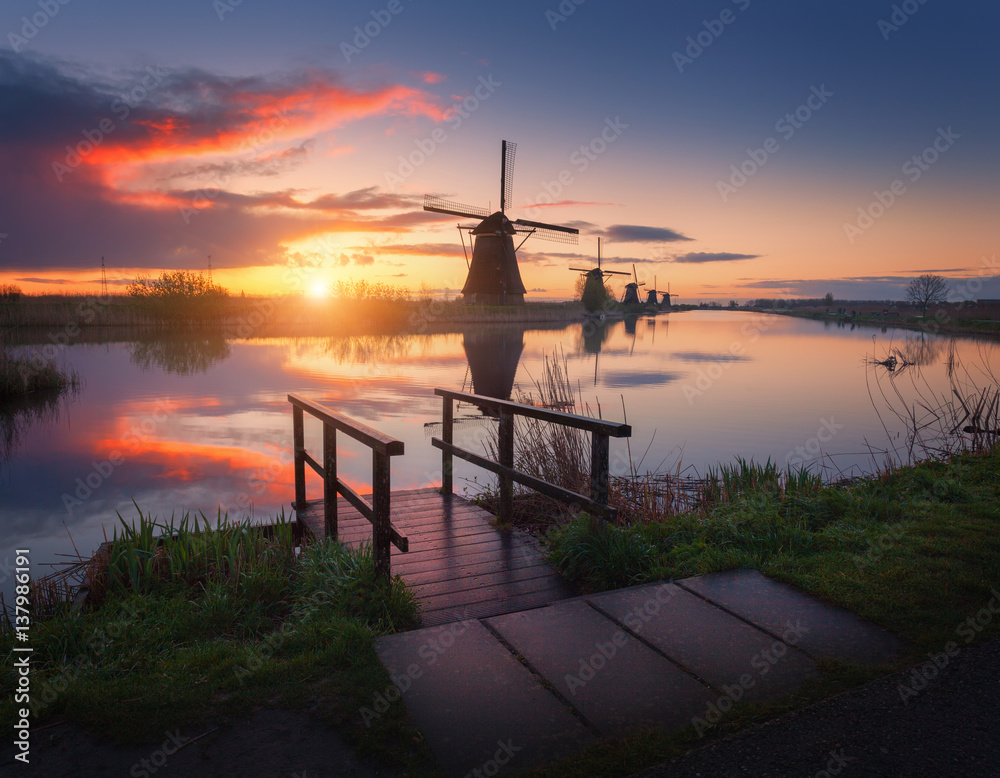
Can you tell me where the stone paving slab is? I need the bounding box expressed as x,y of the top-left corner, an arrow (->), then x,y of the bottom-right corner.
587,581 -> 819,704
677,569 -> 902,665
375,619 -> 594,777
487,599 -> 715,737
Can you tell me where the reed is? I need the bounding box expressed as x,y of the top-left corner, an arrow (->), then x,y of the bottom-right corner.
0,347 -> 80,400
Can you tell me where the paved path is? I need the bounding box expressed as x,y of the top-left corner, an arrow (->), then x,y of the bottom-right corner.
376,569 -> 902,777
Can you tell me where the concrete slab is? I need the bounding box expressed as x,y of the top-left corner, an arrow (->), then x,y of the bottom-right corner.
677,569 -> 901,666
375,619 -> 594,777
587,582 -> 819,704
486,600 -> 715,737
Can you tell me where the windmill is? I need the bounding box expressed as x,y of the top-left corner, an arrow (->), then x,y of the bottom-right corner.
424,140 -> 579,305
621,264 -> 645,305
570,237 -> 631,313
645,275 -> 670,307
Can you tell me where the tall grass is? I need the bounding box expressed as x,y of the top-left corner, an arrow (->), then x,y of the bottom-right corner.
0,347 -> 80,400
867,342 -> 1000,468
479,350 -> 825,528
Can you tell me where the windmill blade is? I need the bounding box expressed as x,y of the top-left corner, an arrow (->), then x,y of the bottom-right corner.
423,195 -> 490,220
603,270 -> 632,276
513,218 -> 579,245
501,140 -> 516,214
569,267 -> 594,273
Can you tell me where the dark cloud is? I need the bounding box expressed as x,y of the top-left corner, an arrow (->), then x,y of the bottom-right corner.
604,224 -> 693,243
673,252 -> 761,264
0,51 -> 445,272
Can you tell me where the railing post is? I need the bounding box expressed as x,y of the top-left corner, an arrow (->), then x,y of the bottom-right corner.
293,405 -> 306,509
441,395 -> 454,494
372,450 -> 391,581
498,407 -> 514,521
323,423 -> 337,539
590,431 -> 610,514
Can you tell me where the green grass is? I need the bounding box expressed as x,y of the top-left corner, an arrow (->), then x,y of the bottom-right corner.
0,510 -> 433,771
547,448 -> 1000,650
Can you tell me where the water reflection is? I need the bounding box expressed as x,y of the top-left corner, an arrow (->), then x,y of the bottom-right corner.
462,327 -> 525,401
129,331 -> 231,375
322,334 -> 412,365
0,392 -> 72,468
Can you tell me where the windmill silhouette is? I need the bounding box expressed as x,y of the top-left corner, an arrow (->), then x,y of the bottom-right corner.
646,275 -> 671,307
424,140 -> 579,305
620,264 -> 645,305
570,237 -> 630,312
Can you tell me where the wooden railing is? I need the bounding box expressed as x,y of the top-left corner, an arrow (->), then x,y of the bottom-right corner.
431,388 -> 631,521
288,393 -> 407,579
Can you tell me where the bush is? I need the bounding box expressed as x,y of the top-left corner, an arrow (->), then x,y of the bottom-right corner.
0,283 -> 22,301
128,270 -> 229,321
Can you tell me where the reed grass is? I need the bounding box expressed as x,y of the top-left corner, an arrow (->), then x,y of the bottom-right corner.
0,347 -> 80,400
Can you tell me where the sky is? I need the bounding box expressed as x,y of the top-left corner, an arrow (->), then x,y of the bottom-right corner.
1,0 -> 998,302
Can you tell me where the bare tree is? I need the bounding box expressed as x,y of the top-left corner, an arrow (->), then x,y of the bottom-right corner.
905,274 -> 948,316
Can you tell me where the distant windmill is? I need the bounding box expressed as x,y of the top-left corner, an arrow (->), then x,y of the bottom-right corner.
424,140 -> 579,305
662,281 -> 674,309
645,276 -> 669,307
620,264 -> 645,305
570,237 -> 630,312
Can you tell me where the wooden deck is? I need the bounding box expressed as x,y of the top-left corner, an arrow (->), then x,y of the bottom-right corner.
296,488 -> 574,626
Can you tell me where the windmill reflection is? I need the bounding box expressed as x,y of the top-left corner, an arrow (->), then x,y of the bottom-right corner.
462,326 -> 525,401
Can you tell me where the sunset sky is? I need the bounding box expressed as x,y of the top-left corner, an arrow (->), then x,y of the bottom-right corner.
1,0 -> 998,301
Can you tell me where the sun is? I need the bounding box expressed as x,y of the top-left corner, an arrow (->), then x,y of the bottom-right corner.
308,280 -> 329,299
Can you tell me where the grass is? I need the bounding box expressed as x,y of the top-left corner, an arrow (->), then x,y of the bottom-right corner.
0,508 -> 434,771
0,347 -> 80,400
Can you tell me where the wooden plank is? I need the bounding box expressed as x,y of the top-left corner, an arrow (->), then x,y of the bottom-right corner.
295,488 -> 572,626
288,393 -> 404,457
434,387 -> 631,437
409,564 -> 561,598
418,583 -> 574,626
432,438 -> 618,520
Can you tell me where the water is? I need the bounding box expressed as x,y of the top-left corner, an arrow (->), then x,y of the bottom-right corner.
2,311 -> 997,596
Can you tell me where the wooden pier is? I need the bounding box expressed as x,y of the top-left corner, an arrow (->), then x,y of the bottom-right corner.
297,488 -> 573,626
288,389 -> 630,627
